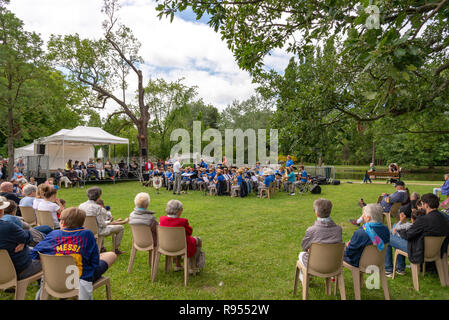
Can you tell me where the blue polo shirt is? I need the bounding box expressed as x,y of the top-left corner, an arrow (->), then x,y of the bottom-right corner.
286,159 -> 294,167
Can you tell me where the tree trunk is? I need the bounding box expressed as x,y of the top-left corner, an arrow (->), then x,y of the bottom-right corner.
7,106 -> 15,180
136,122 -> 149,162
371,140 -> 376,164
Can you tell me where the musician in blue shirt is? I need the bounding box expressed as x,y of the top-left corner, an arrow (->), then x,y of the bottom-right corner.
286,155 -> 294,168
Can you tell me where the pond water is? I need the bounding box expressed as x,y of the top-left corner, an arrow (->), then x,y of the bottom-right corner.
334,170 -> 444,182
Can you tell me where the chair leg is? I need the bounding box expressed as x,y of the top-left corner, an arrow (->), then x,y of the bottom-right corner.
380,268 -> 390,300
293,266 -> 299,296
325,278 -> 330,295
15,281 -> 28,300
411,263 -> 420,291
105,279 -> 112,300
434,258 -> 447,287
386,213 -> 391,230
148,250 -> 153,272
151,252 -> 161,282
127,246 -> 137,273
442,254 -> 449,286
351,269 -> 361,300
184,253 -> 189,286
40,285 -> 49,300
338,273 -> 346,300
302,273 -> 309,300
392,249 -> 401,280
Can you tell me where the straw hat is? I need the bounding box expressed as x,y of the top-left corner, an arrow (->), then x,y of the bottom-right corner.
0,196 -> 10,210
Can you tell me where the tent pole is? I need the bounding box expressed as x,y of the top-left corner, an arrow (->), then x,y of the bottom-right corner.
62,138 -> 65,170
127,143 -> 129,167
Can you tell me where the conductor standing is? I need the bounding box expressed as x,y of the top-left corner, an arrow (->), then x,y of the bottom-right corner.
173,158 -> 182,195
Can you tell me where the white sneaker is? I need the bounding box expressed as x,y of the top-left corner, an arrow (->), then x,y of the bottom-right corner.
290,193 -> 295,196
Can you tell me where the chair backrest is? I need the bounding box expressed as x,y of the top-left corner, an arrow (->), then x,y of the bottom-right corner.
307,243 -> 345,277
36,210 -> 55,228
424,236 -> 445,261
0,250 -> 17,290
389,202 -> 402,215
359,245 -> 388,272
83,216 -> 99,236
130,224 -> 154,250
157,226 -> 187,255
39,252 -> 78,298
20,206 -> 37,225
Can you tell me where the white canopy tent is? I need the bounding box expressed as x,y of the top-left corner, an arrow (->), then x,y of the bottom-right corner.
15,126 -> 130,171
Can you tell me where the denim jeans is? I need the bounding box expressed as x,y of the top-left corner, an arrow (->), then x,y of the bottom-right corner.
385,232 -> 408,272
34,225 -> 52,235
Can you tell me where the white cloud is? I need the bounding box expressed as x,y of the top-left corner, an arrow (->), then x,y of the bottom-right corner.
9,0 -> 291,115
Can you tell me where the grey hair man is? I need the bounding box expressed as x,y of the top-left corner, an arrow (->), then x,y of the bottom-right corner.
79,187 -> 127,255
172,158 -> 183,195
19,184 -> 38,207
297,198 -> 343,283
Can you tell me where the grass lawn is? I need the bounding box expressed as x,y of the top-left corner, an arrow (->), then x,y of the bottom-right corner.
2,180 -> 449,300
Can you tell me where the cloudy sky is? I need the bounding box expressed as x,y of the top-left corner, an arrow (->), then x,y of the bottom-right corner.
9,0 -> 291,115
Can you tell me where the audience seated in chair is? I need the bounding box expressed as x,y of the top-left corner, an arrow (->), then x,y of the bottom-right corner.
79,187 -> 128,255
297,198 -> 343,284
0,197 -> 42,281
349,181 -> 409,226
37,185 -> 64,229
31,207 -> 117,300
159,200 -> 203,274
344,204 -> 390,268
384,193 -> 449,277
129,192 -> 158,247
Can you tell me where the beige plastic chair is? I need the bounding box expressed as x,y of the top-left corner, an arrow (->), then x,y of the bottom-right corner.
383,202 -> 402,230
83,216 -> 116,252
209,185 -> 217,196
128,224 -> 155,274
0,249 -> 43,300
343,245 -> 390,300
393,236 -> 447,291
20,206 -> 37,226
38,252 -> 111,300
36,210 -> 55,229
151,226 -> 190,286
230,186 -> 240,197
293,243 -> 346,300
442,246 -> 449,286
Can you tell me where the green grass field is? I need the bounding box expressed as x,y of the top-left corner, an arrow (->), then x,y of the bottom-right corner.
2,180 -> 449,300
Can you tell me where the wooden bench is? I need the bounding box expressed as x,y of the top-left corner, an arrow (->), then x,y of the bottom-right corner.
369,171 -> 400,181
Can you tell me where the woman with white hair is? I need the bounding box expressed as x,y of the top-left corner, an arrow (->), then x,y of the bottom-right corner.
128,192 -> 158,245
19,184 -> 37,207
160,200 -> 203,273
344,203 -> 390,268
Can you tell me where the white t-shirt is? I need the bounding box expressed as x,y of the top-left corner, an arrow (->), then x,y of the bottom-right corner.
33,198 -> 43,210
173,161 -> 181,173
37,200 -> 60,228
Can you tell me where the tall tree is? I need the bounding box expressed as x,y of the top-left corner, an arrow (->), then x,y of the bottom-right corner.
0,1 -> 81,177
156,0 -> 449,124
48,0 -> 151,160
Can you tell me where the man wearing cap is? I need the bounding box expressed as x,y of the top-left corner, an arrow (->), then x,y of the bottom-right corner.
349,181 -> 409,226
0,197 -> 42,281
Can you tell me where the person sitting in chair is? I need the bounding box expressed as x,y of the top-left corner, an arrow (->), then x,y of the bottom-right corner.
79,187 -> 127,255
349,181 -> 409,226
87,158 -> 99,180
344,203 -> 390,268
433,174 -> 449,199
129,192 -> 158,247
159,200 -> 203,273
31,207 -> 117,300
297,198 -> 342,283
